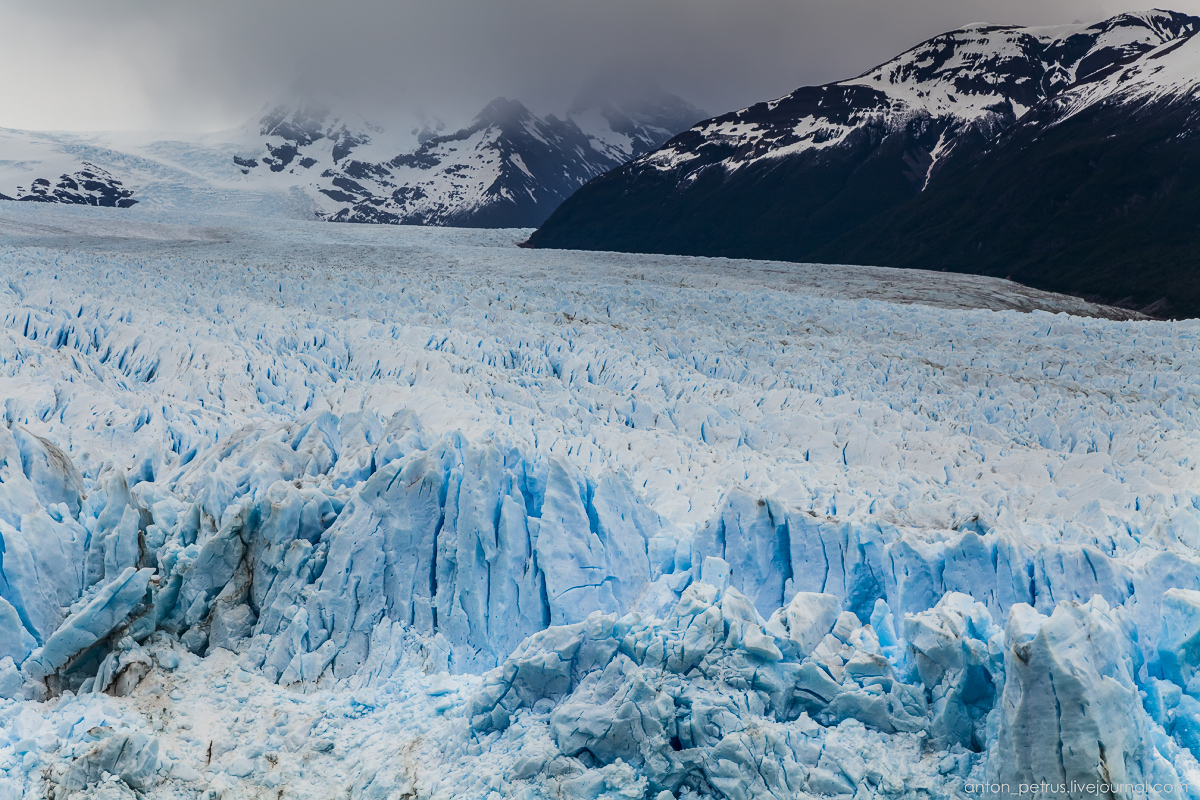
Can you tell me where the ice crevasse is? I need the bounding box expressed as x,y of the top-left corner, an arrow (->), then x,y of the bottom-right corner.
1,214 -> 1200,798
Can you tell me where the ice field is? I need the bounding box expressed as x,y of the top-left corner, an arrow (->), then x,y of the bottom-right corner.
0,202 -> 1198,799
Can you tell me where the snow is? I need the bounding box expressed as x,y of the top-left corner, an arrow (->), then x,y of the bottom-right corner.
0,202 -> 1198,798
0,113 -> 468,221
1052,31 -> 1200,124
845,11 -> 1191,122
844,26 -> 1044,122
383,126 -> 509,221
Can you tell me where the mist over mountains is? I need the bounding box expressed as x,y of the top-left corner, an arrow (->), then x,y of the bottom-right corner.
0,86 -> 705,228
4,0 -> 1137,132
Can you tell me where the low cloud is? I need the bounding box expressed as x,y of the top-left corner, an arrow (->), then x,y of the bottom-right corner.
0,0 -> 1194,131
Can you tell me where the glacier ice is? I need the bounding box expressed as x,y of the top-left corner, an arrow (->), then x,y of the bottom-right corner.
23,566 -> 154,683
989,598 -> 1182,798
0,204 -> 1198,798
1159,589 -> 1200,688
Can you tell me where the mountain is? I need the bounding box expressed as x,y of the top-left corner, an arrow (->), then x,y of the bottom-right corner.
0,91 -> 704,228
528,10 -> 1200,317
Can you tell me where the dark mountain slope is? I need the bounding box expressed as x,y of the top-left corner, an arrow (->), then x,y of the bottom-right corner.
820,95 -> 1200,317
525,84 -> 954,260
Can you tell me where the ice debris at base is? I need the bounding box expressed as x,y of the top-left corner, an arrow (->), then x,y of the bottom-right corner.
0,204 -> 1198,797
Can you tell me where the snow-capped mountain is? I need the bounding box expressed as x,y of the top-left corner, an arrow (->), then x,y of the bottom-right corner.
530,10 -> 1200,317
232,93 -> 703,227
328,97 -> 614,226
0,91 -> 703,228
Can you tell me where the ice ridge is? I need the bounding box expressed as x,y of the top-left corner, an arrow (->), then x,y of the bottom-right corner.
2,403 -> 1199,798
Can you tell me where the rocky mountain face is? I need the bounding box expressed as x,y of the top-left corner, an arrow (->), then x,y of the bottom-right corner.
529,10 -> 1200,317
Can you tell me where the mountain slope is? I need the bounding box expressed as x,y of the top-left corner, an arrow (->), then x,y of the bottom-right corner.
820,68 -> 1200,315
529,10 -> 1200,316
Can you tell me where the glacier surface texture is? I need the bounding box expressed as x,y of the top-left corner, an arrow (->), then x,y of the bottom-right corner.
0,203 -> 1197,799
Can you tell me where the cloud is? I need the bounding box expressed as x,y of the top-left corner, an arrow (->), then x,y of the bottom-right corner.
0,0 -> 1195,131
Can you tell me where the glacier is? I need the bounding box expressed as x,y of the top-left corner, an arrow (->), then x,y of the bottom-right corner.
0,202 -> 1198,798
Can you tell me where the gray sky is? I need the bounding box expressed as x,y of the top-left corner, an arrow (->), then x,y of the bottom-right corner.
1,0 -> 1197,131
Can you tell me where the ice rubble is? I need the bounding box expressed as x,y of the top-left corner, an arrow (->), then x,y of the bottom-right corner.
0,206 -> 1198,797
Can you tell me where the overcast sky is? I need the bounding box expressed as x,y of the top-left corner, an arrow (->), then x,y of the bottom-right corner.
1,0 -> 1198,131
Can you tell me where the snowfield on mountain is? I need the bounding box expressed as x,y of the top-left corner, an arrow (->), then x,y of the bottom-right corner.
0,202 -> 1198,799
0,89 -> 703,230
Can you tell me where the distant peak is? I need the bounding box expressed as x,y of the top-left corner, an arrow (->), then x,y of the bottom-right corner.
475,98 -> 533,128
569,76 -> 703,121
259,102 -> 333,144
